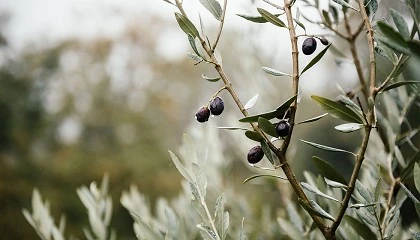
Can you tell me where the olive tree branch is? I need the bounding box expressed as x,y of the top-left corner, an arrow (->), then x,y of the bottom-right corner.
281,0 -> 330,236
212,0 -> 228,51
329,1 -> 377,236
343,11 -> 369,100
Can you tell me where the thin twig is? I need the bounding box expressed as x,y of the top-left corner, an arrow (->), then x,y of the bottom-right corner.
374,55 -> 406,96
344,12 -> 369,100
212,0 -> 228,51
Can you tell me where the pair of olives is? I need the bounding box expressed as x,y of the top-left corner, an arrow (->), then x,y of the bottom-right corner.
247,119 -> 291,164
195,96 -> 224,123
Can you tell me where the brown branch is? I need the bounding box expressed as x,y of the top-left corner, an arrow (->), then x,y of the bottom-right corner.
330,126 -> 372,233
343,11 -> 369,100
329,1 -> 378,236
212,0 -> 228,51
280,0 -> 329,236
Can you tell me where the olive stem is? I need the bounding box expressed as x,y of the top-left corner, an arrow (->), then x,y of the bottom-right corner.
282,0 -> 330,236
343,11 -> 369,100
328,1 -> 378,237
212,0 -> 228,51
208,86 -> 227,105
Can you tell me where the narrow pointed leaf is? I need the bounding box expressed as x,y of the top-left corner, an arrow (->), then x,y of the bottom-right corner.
188,34 -> 203,57
169,151 -> 193,183
257,8 -> 286,28
390,9 -> 410,39
313,156 -> 347,184
239,95 -> 297,122
243,174 -> 288,184
400,151 -> 420,181
365,0 -> 378,21
301,139 -> 356,156
301,182 -> 341,202
345,216 -> 377,240
187,52 -> 203,62
398,183 -> 419,204
175,13 -> 200,38
260,140 -> 274,165
377,22 -> 410,54
294,18 -> 306,31
324,178 -> 347,189
381,81 -> 420,92
410,229 -> 420,240
301,44 -> 331,74
202,74 -> 221,82
305,200 -> 335,221
199,0 -> 222,21
217,127 -> 249,131
258,117 -> 278,137
262,67 -> 291,77
311,95 -> 364,123
275,94 -> 298,113
332,0 -> 360,12
197,224 -> 219,240
334,123 -> 364,133
295,113 -> 328,125
244,94 -> 259,110
237,13 -> 282,23
298,198 -> 333,221
414,163 -> 420,193
245,130 -> 264,142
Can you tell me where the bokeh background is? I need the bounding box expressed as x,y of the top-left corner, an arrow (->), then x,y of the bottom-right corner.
0,0 -> 417,239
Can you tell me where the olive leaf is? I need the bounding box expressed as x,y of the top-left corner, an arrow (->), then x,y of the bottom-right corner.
262,67 -> 291,77
414,163 -> 420,194
299,199 -> 335,221
245,130 -> 264,142
313,156 -> 347,184
301,182 -> 341,203
175,13 -> 200,38
295,113 -> 328,125
345,216 -> 377,240
168,151 -> 194,183
244,94 -> 259,110
301,44 -> 331,74
334,123 -> 364,133
380,81 -> 420,93
258,117 -> 278,137
239,95 -> 297,122
199,0 -> 223,21
332,0 -> 360,12
257,8 -> 287,28
377,22 -> 410,54
237,13 -> 282,23
311,95 -> 364,124
365,0 -> 378,21
260,140 -> 274,165
293,18 -> 306,31
390,8 -> 410,39
201,74 -> 221,82
300,139 -> 356,156
243,174 -> 288,184
217,127 -> 249,131
197,224 -> 219,240
324,178 -> 347,189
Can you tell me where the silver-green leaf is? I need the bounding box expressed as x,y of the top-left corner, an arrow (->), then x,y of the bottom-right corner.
199,0 -> 223,21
